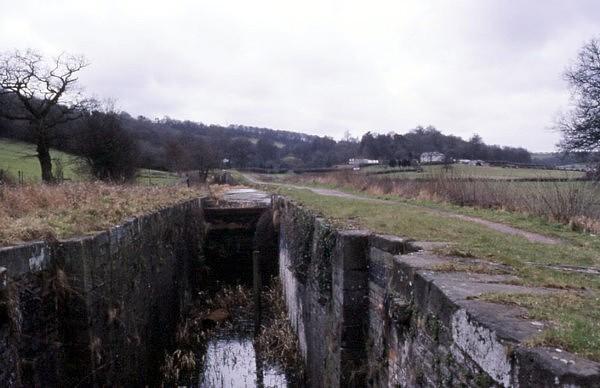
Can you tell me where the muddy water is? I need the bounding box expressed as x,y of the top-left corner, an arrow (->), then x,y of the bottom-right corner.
194,288 -> 294,388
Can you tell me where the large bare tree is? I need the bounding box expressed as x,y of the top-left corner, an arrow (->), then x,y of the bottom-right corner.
558,38 -> 600,154
0,49 -> 89,182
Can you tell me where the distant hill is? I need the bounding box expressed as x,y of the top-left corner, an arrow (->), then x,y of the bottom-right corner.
0,105 -> 534,172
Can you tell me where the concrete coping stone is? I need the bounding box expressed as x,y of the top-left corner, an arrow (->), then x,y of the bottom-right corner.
220,188 -> 272,207
517,347 -> 600,381
0,241 -> 50,276
409,240 -> 450,251
369,234 -> 415,255
394,251 -> 600,383
337,229 -> 371,238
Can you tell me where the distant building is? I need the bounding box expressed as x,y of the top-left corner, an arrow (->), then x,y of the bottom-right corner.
556,163 -> 590,172
348,158 -> 379,166
419,152 -> 445,164
459,159 -> 488,166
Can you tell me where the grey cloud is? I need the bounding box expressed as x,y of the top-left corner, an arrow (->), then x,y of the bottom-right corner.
1,0 -> 599,151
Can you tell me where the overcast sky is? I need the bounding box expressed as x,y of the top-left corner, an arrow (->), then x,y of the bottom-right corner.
1,0 -> 599,151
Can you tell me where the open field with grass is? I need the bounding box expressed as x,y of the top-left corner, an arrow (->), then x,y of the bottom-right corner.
0,182 -> 203,246
137,168 -> 182,185
0,138 -> 179,184
362,163 -> 586,180
0,138 -> 79,181
267,184 -> 600,361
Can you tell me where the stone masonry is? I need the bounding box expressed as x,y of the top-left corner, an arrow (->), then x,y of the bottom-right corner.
0,198 -> 206,387
275,195 -> 600,387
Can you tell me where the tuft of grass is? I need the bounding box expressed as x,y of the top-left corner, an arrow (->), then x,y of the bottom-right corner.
431,260 -> 511,275
479,293 -> 600,362
162,284 -> 254,385
161,349 -> 197,384
0,182 -> 203,246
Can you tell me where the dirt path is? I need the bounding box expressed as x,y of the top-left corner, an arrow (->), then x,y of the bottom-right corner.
242,173 -> 561,245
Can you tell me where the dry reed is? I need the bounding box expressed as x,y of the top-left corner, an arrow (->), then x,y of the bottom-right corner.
0,182 -> 202,246
290,170 -> 600,233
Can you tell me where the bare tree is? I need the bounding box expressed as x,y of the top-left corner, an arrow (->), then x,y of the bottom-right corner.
165,138 -> 193,172
188,138 -> 219,183
0,49 -> 89,182
558,38 -> 600,154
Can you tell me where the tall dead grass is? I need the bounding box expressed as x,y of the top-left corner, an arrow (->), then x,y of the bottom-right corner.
255,279 -> 304,380
0,182 -> 202,246
291,171 -> 600,233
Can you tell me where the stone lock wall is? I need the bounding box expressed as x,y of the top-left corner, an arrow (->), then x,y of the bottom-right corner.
275,196 -> 600,388
276,197 -> 371,387
0,198 -> 206,387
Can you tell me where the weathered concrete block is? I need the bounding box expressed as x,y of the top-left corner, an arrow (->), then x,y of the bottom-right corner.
0,242 -> 50,276
369,234 -> 414,255
334,230 -> 370,271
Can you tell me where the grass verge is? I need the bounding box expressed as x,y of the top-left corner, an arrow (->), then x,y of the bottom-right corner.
268,185 -> 600,361
0,182 -> 203,246
479,293 -> 600,362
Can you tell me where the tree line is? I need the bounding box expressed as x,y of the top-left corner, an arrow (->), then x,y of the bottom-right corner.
7,39 -> 600,183
357,128 -> 531,164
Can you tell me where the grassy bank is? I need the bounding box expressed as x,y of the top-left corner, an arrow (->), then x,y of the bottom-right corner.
269,185 -> 600,361
0,182 -> 203,246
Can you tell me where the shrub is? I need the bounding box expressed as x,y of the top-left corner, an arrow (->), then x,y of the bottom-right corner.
74,111 -> 139,182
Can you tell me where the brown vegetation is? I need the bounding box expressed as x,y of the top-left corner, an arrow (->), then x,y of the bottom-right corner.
161,285 -> 253,385
0,182 -> 202,246
255,280 -> 304,379
290,170 -> 600,233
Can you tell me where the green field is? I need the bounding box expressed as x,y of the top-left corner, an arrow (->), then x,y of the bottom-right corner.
0,138 -> 79,181
136,169 -> 181,186
365,164 -> 585,180
0,138 -> 179,184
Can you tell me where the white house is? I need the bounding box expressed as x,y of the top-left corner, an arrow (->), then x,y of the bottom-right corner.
419,152 -> 445,164
348,158 -> 379,166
